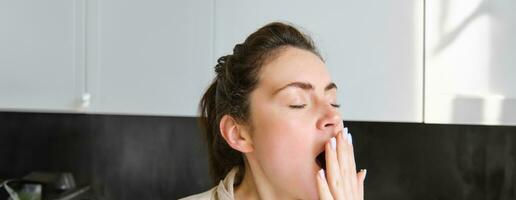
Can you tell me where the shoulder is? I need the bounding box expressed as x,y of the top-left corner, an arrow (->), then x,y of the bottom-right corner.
179,187 -> 217,200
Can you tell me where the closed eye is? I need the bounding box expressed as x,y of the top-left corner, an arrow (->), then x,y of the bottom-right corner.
289,103 -> 340,109
289,104 -> 306,109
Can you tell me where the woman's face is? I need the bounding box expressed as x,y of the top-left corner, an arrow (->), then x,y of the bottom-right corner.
247,46 -> 343,199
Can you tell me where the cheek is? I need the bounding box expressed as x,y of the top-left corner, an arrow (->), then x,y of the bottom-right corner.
251,109 -> 318,188
248,95 -> 322,197
250,99 -> 318,164
252,110 -> 312,160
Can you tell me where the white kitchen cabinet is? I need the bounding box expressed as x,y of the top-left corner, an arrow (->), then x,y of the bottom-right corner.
425,0 -> 516,125
85,0 -> 213,116
0,0 -> 87,112
9,1 -> 514,126
214,0 -> 424,122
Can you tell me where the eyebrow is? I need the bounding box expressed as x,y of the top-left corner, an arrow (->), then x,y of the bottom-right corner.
273,81 -> 338,95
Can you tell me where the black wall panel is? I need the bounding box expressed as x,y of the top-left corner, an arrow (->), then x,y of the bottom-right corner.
0,112 -> 515,199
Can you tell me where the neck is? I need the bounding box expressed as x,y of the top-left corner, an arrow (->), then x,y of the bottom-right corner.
234,164 -> 259,200
233,158 -> 295,200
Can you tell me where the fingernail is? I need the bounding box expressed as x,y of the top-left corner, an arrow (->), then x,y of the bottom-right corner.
330,137 -> 336,150
319,169 -> 326,181
344,127 -> 349,134
347,133 -> 353,145
362,169 -> 367,179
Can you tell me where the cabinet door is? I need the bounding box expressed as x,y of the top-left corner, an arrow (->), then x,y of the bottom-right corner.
214,0 -> 424,122
0,0 -> 86,112
425,0 -> 516,125
86,0 -> 213,116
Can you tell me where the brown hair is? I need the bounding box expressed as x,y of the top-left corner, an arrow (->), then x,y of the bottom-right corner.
199,22 -> 321,185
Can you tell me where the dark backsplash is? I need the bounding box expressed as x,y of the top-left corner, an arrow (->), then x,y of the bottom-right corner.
0,111 -> 515,199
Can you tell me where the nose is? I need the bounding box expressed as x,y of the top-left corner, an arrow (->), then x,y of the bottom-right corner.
316,103 -> 342,137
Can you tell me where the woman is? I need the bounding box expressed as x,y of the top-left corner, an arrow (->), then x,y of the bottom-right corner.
181,22 -> 366,200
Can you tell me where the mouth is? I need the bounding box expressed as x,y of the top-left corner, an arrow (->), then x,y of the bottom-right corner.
315,150 -> 326,170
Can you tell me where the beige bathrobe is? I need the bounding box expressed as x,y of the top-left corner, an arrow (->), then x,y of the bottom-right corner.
179,167 -> 238,200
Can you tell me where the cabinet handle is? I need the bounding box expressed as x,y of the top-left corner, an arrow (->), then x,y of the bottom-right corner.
81,93 -> 91,110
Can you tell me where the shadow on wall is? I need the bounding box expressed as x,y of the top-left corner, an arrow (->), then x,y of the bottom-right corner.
433,0 -> 516,124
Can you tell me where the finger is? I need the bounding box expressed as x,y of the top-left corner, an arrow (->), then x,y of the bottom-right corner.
337,132 -> 357,199
357,169 -> 367,200
346,132 -> 359,199
337,128 -> 349,177
317,169 -> 334,200
326,138 -> 346,199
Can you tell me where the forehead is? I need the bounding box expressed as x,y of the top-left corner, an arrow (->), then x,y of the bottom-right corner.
257,47 -> 331,91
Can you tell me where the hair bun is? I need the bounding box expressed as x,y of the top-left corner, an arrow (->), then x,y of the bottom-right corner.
215,55 -> 230,75
233,43 -> 246,55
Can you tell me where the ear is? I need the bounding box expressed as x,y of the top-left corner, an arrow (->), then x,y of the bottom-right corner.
219,114 -> 254,153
